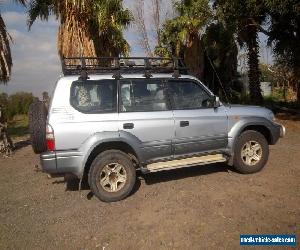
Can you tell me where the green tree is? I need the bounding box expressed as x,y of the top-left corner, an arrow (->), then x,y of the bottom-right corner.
0,0 -> 26,83
202,22 -> 238,98
259,63 -> 275,83
156,0 -> 238,100
155,0 -> 213,79
0,92 -> 8,107
265,0 -> 300,102
27,0 -> 133,58
6,92 -> 36,120
215,0 -> 266,104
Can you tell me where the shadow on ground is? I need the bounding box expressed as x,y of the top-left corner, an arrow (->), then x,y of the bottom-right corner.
51,162 -> 233,200
13,139 -> 31,150
142,162 -> 233,185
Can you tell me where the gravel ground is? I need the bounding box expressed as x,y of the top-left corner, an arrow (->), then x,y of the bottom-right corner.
0,117 -> 299,249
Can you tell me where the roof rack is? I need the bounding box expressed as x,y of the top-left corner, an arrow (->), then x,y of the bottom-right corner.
61,57 -> 188,79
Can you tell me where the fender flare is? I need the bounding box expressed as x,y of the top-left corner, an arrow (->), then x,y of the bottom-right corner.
227,117 -> 276,165
78,131 -> 144,176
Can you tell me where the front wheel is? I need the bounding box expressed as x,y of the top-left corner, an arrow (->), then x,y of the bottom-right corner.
88,150 -> 136,202
233,130 -> 269,174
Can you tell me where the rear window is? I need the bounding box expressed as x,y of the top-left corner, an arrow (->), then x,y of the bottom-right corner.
70,80 -> 117,113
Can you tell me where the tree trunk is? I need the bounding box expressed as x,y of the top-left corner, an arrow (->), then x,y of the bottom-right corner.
0,116 -> 13,156
184,35 -> 204,80
58,10 -> 96,58
246,28 -> 263,105
297,80 -> 300,103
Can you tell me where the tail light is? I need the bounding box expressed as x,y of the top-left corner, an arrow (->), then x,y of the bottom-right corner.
46,124 -> 55,151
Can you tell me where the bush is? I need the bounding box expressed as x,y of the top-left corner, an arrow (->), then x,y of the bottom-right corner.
0,92 -> 38,121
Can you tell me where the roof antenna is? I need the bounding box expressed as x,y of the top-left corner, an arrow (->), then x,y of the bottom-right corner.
205,50 -> 230,105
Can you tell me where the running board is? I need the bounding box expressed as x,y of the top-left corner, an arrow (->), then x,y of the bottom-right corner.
145,154 -> 227,173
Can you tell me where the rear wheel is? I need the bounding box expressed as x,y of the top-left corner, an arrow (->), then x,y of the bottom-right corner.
88,150 -> 136,202
233,130 -> 269,174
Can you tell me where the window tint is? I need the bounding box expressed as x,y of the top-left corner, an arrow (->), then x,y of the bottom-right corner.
168,80 -> 212,109
70,80 -> 117,113
120,79 -> 168,112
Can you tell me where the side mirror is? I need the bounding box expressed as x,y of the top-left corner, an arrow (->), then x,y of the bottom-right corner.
213,96 -> 220,108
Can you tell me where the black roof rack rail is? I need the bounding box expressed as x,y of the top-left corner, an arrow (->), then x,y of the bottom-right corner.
61,57 -> 188,79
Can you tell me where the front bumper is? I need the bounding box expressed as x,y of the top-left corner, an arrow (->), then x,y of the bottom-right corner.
269,122 -> 286,144
40,150 -> 84,177
279,124 -> 286,138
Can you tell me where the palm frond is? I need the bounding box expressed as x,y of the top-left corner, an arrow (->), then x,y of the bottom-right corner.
27,0 -> 57,29
27,0 -> 133,57
0,14 -> 12,84
15,0 -> 27,6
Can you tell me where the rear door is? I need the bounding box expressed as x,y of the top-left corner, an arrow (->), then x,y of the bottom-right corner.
118,78 -> 174,163
167,79 -> 228,157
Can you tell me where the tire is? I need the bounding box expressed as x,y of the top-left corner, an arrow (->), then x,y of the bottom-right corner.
88,150 -> 136,202
28,101 -> 48,154
233,130 -> 269,174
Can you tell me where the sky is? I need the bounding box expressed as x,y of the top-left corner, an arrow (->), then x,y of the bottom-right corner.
0,0 -> 273,98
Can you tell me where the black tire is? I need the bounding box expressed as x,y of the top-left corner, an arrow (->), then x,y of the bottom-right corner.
88,150 -> 136,202
233,130 -> 269,174
28,101 -> 48,154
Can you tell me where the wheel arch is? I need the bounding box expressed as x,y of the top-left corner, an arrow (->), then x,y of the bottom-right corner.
227,118 -> 274,165
81,136 -> 142,179
240,125 -> 272,144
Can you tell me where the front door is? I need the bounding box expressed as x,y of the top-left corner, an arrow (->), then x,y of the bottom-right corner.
167,79 -> 228,157
118,78 -> 174,163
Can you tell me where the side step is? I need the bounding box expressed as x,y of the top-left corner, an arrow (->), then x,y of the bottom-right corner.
145,154 -> 227,173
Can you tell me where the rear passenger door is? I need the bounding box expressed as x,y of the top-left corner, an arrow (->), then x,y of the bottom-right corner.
118,79 -> 174,163
168,79 -> 228,157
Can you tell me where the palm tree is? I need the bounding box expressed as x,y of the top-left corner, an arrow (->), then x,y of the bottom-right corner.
27,0 -> 132,59
155,0 -> 213,79
216,0 -> 266,104
0,0 -> 25,154
0,0 -> 26,83
202,22 -> 238,98
0,14 -> 11,83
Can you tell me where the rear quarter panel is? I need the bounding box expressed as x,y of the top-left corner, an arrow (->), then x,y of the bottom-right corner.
48,77 -> 119,150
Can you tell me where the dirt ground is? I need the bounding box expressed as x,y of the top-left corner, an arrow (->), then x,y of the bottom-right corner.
0,116 -> 299,250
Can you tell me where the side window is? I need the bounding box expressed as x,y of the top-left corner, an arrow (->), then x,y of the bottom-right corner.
168,80 -> 212,109
120,79 -> 168,112
70,80 -> 117,113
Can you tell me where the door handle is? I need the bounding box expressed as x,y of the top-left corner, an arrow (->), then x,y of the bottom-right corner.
180,121 -> 189,127
123,123 -> 134,129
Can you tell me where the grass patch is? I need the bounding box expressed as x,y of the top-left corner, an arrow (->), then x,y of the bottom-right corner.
7,114 -> 29,138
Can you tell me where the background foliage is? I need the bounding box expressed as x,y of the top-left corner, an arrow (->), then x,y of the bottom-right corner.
0,92 -> 37,120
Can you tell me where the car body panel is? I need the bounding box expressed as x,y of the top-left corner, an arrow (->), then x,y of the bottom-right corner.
40,73 -> 285,177
118,111 -> 174,162
172,106 -> 228,156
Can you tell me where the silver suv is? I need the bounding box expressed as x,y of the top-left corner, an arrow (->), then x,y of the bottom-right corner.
29,57 -> 285,202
